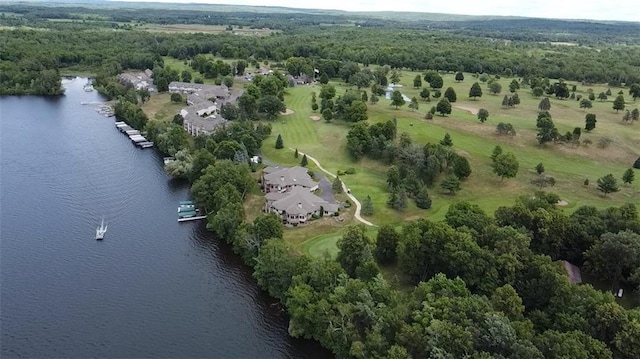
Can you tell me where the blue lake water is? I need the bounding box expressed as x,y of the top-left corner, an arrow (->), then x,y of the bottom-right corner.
0,77 -> 331,358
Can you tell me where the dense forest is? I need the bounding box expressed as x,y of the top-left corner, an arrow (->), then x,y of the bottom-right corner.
3,3 -> 640,357
2,28 -> 640,95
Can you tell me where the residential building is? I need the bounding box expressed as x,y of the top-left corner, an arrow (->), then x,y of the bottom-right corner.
264,187 -> 339,226
261,166 -> 318,193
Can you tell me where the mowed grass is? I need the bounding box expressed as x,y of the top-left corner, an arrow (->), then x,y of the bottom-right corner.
259,73 -> 640,257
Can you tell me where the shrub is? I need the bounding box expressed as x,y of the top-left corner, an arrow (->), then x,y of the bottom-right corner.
597,137 -> 612,149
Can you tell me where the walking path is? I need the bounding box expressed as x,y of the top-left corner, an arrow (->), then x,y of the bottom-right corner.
290,148 -> 376,227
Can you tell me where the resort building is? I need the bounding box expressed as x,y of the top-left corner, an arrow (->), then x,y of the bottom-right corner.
264,187 -> 339,226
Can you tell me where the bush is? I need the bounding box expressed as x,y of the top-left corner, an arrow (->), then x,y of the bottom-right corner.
170,93 -> 183,103
345,167 -> 356,175
634,157 -> 640,169
597,137 -> 612,149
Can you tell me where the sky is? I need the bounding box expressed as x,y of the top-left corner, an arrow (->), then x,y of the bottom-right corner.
114,0 -> 640,22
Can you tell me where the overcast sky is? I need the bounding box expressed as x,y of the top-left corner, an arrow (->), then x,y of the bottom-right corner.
115,0 -> 639,22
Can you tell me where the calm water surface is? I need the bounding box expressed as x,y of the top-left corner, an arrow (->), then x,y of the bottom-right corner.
0,78 -> 332,358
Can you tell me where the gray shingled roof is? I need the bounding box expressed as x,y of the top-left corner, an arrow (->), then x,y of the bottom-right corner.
269,187 -> 338,214
263,166 -> 317,189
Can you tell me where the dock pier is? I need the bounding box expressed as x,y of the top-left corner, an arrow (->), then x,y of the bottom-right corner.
115,121 -> 154,149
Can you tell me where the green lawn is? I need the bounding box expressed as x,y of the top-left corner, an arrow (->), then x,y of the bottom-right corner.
259,72 -> 640,257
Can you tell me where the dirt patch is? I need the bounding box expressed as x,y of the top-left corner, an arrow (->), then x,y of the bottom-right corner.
310,115 -> 321,121
454,105 -> 480,115
556,200 -> 569,206
281,109 -> 295,116
455,149 -> 470,157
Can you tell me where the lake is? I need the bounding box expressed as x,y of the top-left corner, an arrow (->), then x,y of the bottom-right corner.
0,78 -> 331,358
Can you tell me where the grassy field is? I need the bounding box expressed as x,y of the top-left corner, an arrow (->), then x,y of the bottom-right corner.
259,72 -> 640,256
141,24 -> 277,35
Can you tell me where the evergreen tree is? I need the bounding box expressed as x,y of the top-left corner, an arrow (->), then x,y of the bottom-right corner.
469,82 -> 483,99
452,156 -> 472,179
585,113 -> 597,131
294,148 -> 299,158
441,175 -> 462,194
597,173 -> 620,196
502,95 -> 510,106
332,176 -> 343,193
444,87 -> 457,102
369,93 -> 379,104
538,97 -> 551,111
622,168 -> 635,185
440,133 -> 453,147
361,91 -> 368,102
535,162 -> 545,175
455,71 -> 464,82
275,134 -> 284,149
361,195 -> 374,216
387,186 -> 408,211
414,185 -> 432,209
300,154 -> 308,167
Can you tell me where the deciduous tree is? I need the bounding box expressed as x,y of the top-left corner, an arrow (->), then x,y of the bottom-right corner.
436,98 -> 452,116
455,71 -> 464,82
584,230 -> 640,289
337,224 -> 373,278
489,82 -> 502,94
477,108 -> 489,123
374,224 -> 399,264
390,90 -> 405,109
419,88 -> 430,101
413,74 -> 422,88
492,152 -> 519,181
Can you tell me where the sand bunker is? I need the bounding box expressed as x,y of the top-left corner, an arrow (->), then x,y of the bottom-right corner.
281,109 -> 295,115
556,200 -> 569,206
454,105 -> 480,115
310,115 -> 321,121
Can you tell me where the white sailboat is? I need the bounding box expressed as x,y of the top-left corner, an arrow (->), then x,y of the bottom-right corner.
96,218 -> 108,240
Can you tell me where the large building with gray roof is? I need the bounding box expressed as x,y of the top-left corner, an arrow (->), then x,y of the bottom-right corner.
168,82 -> 242,137
264,187 -> 339,226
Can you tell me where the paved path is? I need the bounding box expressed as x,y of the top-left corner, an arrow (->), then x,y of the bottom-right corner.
290,148 -> 376,227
